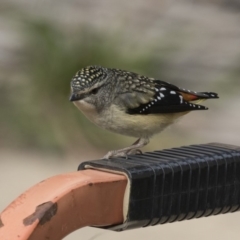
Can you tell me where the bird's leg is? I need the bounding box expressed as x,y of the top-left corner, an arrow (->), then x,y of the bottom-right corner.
123,138 -> 143,155
102,138 -> 149,159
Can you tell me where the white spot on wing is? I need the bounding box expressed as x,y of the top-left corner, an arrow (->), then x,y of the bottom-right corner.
179,95 -> 183,104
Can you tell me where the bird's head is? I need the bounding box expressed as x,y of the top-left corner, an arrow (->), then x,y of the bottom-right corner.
70,65 -> 108,99
70,65 -> 114,111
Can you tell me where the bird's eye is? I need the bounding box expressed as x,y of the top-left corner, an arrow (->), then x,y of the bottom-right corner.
90,87 -> 99,95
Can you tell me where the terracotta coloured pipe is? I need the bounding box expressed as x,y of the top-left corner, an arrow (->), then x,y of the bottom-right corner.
0,169 -> 127,240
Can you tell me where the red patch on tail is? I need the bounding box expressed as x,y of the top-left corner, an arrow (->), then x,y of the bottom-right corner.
179,92 -> 198,102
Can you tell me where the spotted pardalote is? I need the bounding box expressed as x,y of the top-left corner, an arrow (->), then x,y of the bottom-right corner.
70,65 -> 219,158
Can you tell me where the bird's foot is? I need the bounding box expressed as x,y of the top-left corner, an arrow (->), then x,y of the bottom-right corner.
102,148 -> 143,159
102,150 -> 128,159
102,138 -> 149,159
126,148 -> 143,155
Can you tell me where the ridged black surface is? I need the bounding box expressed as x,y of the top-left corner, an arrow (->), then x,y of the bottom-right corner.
78,143 -> 240,231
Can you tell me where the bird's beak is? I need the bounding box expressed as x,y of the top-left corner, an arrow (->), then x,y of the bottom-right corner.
69,93 -> 81,102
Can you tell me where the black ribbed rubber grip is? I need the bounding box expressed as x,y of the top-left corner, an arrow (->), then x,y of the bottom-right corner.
78,143 -> 240,231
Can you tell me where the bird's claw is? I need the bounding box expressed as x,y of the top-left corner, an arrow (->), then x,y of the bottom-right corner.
102,148 -> 143,159
102,150 -> 128,159
127,148 -> 143,155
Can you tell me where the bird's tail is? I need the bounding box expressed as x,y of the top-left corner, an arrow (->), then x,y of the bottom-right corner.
178,89 -> 219,103
198,92 -> 219,99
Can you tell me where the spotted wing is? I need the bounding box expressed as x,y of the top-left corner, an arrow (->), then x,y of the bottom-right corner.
124,80 -> 218,115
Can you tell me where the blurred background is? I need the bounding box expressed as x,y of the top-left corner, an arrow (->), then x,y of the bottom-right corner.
0,0 -> 240,239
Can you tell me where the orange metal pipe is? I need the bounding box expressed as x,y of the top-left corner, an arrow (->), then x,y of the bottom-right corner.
0,169 -> 127,240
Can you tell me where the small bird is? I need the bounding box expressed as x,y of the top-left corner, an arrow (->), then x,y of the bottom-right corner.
70,65 -> 219,159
